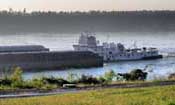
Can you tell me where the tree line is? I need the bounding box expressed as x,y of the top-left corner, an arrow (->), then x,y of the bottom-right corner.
0,10 -> 175,34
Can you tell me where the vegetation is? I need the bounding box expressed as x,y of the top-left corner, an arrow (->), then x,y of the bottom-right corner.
0,67 -> 175,105
0,10 -> 175,34
0,85 -> 175,105
0,67 -> 149,90
118,69 -> 148,81
168,73 -> 175,80
0,67 -> 59,90
0,66 -> 175,91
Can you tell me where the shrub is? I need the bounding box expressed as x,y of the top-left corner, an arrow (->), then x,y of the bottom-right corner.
77,75 -> 100,84
130,69 -> 147,80
168,73 -> 175,80
67,73 -> 79,83
10,67 -> 24,88
10,67 -> 23,82
0,67 -> 12,79
118,73 -> 131,81
42,77 -> 70,86
118,69 -> 148,81
104,70 -> 116,83
0,78 -> 12,86
19,81 -> 35,89
40,84 -> 57,90
98,76 -> 106,84
29,78 -> 45,89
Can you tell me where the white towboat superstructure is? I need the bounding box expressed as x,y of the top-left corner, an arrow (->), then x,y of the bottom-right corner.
73,32 -> 162,62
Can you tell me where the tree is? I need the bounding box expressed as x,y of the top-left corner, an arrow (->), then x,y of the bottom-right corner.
23,8 -> 26,14
10,67 -> 24,87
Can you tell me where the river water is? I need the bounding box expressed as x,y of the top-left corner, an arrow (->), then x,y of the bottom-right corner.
0,32 -> 175,80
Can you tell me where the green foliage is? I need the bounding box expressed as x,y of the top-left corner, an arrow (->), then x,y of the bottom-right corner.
42,77 -> 69,87
0,68 -> 150,90
10,67 -> 23,82
77,75 -> 100,84
0,67 -> 59,90
118,69 -> 148,81
97,76 -> 106,84
0,67 -> 26,88
0,77 -> 12,86
30,78 -> 45,89
10,67 -> 24,88
0,67 -> 12,79
67,73 -> 78,83
104,70 -> 116,83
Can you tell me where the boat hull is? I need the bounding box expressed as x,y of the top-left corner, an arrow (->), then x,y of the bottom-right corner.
0,51 -> 103,71
104,55 -> 163,62
142,55 -> 163,60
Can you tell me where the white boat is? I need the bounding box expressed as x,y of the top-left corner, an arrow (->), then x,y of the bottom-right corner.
73,32 -> 162,62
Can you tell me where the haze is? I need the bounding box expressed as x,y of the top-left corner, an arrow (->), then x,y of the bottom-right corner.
0,0 -> 175,12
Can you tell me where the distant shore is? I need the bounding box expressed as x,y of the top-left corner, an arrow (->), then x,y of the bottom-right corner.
0,11 -> 175,34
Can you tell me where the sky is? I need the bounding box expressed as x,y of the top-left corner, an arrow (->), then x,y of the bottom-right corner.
0,0 -> 175,12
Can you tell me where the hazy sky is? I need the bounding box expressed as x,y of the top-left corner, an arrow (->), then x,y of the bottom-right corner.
0,0 -> 175,12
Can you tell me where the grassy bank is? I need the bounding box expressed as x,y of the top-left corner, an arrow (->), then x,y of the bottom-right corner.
0,85 -> 175,105
0,67 -> 148,90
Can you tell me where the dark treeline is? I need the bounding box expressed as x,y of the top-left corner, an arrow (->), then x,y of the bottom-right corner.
0,10 -> 175,34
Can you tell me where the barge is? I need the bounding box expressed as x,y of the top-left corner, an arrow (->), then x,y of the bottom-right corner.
0,45 -> 103,71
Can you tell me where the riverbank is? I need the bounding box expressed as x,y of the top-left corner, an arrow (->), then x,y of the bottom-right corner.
0,80 -> 175,99
1,67 -> 175,98
0,68 -> 148,91
1,84 -> 175,105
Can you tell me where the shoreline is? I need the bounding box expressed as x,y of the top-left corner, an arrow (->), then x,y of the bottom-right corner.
1,80 -> 175,99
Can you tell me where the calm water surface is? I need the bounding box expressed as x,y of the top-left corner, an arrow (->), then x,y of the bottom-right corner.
22,57 -> 175,80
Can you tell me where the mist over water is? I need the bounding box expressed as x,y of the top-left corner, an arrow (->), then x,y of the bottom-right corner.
0,32 -> 175,80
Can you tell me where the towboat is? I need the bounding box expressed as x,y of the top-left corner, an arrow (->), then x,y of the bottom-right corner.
73,32 -> 162,62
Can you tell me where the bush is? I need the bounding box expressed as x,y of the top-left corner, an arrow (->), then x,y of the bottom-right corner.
0,67 -> 12,79
104,70 -> 116,83
19,81 -> 35,89
98,76 -> 106,84
77,75 -> 100,84
168,73 -> 175,80
130,69 -> 147,80
10,67 -> 24,88
10,67 -> 23,82
118,69 -> 148,81
67,73 -> 78,83
0,78 -> 12,86
0,67 -> 35,89
29,78 -> 45,89
42,77 -> 70,87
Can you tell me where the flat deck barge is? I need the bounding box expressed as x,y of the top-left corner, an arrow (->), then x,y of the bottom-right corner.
0,45 -> 103,71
